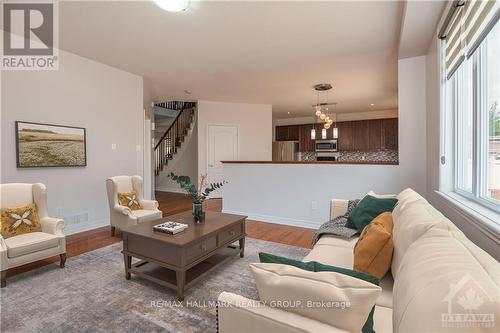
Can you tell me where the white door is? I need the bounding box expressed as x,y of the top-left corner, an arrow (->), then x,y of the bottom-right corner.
207,125 -> 238,198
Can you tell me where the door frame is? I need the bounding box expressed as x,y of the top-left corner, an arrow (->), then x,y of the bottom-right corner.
206,123 -> 239,189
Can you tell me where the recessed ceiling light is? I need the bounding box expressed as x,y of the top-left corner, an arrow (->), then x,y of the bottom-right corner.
287,112 -> 291,115
370,103 -> 375,106
154,0 -> 190,12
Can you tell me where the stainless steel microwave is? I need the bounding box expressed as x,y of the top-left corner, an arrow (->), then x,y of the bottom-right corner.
315,139 -> 338,152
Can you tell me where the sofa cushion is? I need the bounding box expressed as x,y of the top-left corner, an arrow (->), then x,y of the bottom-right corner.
354,212 -> 394,279
303,244 -> 354,269
373,305 -> 393,333
393,231 -> 500,332
391,198 -> 452,277
250,263 -> 381,333
1,203 -> 42,238
346,195 -> 398,231
4,232 -> 59,258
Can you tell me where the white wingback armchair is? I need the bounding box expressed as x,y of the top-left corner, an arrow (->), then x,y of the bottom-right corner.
0,183 -> 66,287
106,175 -> 162,236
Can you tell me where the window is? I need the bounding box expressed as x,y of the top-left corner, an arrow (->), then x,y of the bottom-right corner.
445,17 -> 500,213
483,23 -> 500,203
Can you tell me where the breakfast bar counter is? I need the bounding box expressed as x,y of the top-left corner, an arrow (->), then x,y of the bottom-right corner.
221,160 -> 399,165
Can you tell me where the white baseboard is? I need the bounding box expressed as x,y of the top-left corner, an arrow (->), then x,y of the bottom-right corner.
64,218 -> 109,235
222,210 -> 321,229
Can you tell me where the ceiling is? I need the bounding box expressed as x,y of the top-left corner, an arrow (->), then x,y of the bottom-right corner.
57,1 -> 437,118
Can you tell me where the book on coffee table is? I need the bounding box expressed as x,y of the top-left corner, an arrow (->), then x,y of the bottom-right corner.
153,221 -> 188,235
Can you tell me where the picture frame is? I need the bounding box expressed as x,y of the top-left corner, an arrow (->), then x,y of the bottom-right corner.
15,121 -> 87,168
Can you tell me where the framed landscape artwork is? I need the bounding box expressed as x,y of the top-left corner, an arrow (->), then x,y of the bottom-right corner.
15,121 -> 87,168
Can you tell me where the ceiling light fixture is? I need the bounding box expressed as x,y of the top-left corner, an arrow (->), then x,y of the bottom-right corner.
154,0 -> 190,12
370,103 -> 375,106
312,83 -> 334,139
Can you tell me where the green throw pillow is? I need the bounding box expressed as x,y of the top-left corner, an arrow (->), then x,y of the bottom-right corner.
346,195 -> 398,231
258,252 -> 379,333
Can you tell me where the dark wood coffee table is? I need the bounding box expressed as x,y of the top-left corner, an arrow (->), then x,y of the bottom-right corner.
121,211 -> 246,301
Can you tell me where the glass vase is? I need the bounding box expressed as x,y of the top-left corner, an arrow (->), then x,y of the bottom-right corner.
192,202 -> 205,223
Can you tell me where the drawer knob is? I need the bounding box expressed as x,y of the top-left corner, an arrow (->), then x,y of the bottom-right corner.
229,231 -> 236,236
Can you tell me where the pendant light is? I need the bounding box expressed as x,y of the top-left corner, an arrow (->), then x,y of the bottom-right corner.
332,109 -> 338,139
312,83 -> 333,140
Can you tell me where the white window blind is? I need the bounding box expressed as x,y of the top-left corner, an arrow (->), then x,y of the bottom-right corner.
443,0 -> 499,79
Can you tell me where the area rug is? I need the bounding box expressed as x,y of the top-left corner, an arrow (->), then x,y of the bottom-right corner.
0,238 -> 309,333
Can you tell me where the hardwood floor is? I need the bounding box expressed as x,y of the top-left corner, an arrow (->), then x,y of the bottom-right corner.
5,191 -> 315,279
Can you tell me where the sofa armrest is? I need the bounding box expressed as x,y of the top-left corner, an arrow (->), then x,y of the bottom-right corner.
0,236 -> 6,252
140,199 -> 159,211
217,292 -> 346,333
114,205 -> 133,217
40,217 -> 65,236
330,199 -> 349,220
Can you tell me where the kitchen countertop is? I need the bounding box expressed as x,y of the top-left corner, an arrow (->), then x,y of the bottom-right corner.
221,160 -> 399,165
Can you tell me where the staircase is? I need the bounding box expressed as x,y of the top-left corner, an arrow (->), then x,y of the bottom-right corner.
154,101 -> 196,175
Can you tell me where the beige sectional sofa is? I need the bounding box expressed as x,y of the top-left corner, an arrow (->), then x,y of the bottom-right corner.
218,188 -> 500,332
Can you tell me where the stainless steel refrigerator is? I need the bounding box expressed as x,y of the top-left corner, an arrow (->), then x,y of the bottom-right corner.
272,141 -> 300,161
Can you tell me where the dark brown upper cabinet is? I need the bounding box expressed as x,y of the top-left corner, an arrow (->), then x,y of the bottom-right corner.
275,125 -> 300,141
368,119 -> 382,150
276,118 -> 398,152
352,120 -> 370,151
338,121 -> 352,151
382,118 -> 398,150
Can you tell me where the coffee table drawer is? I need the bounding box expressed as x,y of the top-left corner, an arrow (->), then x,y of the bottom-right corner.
218,223 -> 243,245
186,236 -> 217,262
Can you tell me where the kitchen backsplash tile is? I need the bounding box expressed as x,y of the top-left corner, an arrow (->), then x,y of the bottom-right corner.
300,150 -> 399,163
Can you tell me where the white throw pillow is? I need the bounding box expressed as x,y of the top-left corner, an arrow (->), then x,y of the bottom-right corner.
250,263 -> 381,333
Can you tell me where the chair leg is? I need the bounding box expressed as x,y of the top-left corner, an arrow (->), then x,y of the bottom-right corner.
60,253 -> 67,268
111,226 -> 116,237
1,270 -> 6,288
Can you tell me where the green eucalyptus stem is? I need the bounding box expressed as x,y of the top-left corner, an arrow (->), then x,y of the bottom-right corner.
167,172 -> 227,203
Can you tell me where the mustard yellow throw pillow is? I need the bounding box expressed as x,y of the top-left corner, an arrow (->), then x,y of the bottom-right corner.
353,212 -> 394,279
1,204 -> 42,238
118,191 -> 142,210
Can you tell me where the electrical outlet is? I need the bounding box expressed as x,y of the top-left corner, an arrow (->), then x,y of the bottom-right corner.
56,207 -> 63,217
311,201 -> 318,210
111,143 -> 117,150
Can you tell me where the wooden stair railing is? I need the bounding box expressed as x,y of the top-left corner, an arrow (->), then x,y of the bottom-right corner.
154,104 -> 195,175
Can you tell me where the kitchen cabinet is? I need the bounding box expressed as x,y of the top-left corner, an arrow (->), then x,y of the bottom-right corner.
276,118 -> 397,152
299,125 -> 315,152
352,120 -> 370,151
382,118 -> 398,150
288,125 -> 300,141
368,119 -> 382,150
338,121 -> 352,151
275,125 -> 300,141
276,126 -> 288,141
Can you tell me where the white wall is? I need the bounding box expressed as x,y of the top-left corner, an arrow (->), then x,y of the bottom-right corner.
1,49 -> 144,234
222,56 -> 427,228
156,113 -> 198,192
197,100 -> 272,176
